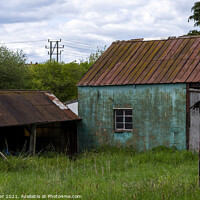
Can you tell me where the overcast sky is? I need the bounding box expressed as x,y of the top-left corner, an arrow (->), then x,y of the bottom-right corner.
0,0 -> 198,63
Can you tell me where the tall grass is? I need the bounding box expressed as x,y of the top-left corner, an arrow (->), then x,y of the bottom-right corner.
0,147 -> 199,200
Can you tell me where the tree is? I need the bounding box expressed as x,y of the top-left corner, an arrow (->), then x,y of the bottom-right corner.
0,46 -> 29,89
28,47 -> 106,102
187,30 -> 200,35
188,2 -> 200,27
188,2 -> 200,35
88,46 -> 106,64
29,60 -> 92,101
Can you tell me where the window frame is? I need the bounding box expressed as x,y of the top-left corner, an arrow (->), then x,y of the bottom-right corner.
114,108 -> 133,132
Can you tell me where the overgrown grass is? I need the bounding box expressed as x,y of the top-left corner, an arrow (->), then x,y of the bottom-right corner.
0,146 -> 199,199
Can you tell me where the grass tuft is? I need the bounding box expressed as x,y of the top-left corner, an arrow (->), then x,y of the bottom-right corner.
0,146 -> 199,199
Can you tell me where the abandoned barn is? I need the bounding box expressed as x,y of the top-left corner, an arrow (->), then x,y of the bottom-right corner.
0,90 -> 80,155
77,36 -> 200,152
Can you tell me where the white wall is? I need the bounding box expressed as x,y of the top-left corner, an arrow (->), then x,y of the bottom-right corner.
67,102 -> 78,115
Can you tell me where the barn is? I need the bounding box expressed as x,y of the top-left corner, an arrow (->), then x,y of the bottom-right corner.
0,90 -> 80,155
77,36 -> 200,152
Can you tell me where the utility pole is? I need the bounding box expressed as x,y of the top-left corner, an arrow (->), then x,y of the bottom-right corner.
45,39 -> 64,62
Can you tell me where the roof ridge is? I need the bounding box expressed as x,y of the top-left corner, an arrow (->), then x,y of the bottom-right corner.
112,35 -> 200,44
79,36 -> 200,86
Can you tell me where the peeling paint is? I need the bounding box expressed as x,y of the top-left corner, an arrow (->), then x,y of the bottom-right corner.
78,84 -> 186,151
46,93 -> 68,110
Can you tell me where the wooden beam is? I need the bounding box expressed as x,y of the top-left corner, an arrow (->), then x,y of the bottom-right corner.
29,124 -> 37,156
186,84 -> 190,150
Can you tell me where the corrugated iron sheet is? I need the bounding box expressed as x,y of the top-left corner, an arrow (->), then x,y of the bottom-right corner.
78,36 -> 200,86
0,90 -> 80,127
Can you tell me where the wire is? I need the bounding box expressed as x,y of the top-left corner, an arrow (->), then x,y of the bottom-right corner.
1,38 -> 102,47
62,39 -> 101,48
2,39 -> 46,44
0,38 -> 104,62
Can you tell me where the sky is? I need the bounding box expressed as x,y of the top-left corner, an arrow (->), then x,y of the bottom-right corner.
0,0 -> 198,63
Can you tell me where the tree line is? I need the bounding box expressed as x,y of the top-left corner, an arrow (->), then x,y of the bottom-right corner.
0,46 -> 104,102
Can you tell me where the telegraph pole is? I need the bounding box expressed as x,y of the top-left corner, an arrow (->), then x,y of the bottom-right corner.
45,39 -> 64,62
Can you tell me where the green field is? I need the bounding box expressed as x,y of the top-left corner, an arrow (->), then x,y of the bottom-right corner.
0,146 -> 199,200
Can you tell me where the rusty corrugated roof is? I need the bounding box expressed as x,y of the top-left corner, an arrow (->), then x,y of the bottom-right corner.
78,36 -> 200,86
0,90 -> 80,127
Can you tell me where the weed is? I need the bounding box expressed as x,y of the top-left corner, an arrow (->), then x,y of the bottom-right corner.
0,147 -> 199,199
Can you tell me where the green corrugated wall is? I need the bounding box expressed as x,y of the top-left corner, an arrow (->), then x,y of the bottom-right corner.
78,84 -> 186,151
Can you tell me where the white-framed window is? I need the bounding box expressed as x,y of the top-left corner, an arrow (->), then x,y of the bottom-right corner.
114,109 -> 133,131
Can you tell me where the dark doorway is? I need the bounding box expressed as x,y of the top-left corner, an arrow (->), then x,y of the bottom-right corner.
0,121 -> 78,155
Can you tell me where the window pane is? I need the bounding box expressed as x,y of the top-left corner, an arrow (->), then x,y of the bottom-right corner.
125,123 -> 133,129
116,123 -> 123,129
125,117 -> 132,123
116,117 -> 123,122
125,109 -> 132,115
116,110 -> 123,115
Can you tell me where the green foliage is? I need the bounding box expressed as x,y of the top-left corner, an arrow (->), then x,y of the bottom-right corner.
188,2 -> 200,35
28,47 -> 106,102
88,46 -> 106,64
0,46 -> 29,89
0,157 -> 34,172
188,2 -> 200,27
187,30 -> 200,35
0,45 -> 105,101
151,145 -> 177,153
0,148 -> 199,199
28,60 -> 92,101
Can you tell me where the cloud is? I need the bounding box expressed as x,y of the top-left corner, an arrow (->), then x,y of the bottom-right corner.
0,0 -> 197,63
0,0 -> 77,23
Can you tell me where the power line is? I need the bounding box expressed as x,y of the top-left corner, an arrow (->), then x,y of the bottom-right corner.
64,46 -> 96,53
1,38 -> 103,52
45,39 -> 64,62
62,39 -> 102,48
0,38 -> 105,62
1,39 -> 102,47
1,39 -> 46,44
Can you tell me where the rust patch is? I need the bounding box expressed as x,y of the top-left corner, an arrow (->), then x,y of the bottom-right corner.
78,37 -> 200,86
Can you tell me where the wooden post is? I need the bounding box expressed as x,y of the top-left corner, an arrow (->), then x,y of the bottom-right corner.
29,124 -> 36,156
198,106 -> 200,187
199,142 -> 200,186
198,108 -> 200,186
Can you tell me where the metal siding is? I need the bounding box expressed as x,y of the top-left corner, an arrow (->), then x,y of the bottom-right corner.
91,43 -> 129,86
193,69 -> 200,82
78,43 -> 116,86
96,42 -> 132,85
118,42 -> 149,84
106,42 -> 142,85
186,62 -> 200,82
123,41 -> 155,85
130,41 -> 164,83
111,42 -> 143,85
77,37 -> 200,86
0,91 -> 80,127
189,89 -> 200,150
161,39 -> 191,83
83,43 -> 120,86
180,59 -> 200,82
78,84 -> 186,151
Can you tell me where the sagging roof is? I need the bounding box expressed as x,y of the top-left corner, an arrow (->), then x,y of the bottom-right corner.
78,36 -> 200,86
0,90 -> 80,127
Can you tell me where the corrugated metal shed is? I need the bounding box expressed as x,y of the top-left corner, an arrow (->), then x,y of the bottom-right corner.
0,90 -> 80,127
78,36 -> 200,86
